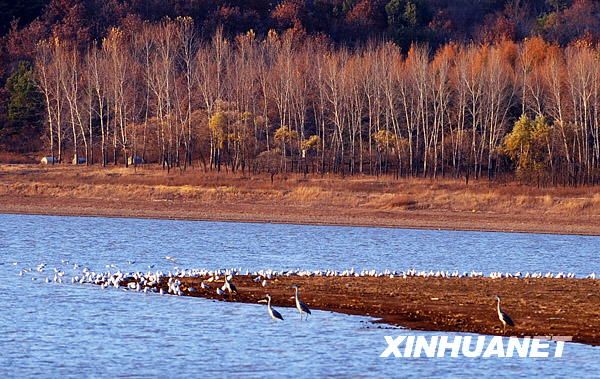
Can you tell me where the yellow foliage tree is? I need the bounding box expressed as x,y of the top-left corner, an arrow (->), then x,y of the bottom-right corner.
302,135 -> 321,151
374,129 -> 397,152
209,111 -> 227,149
503,114 -> 551,182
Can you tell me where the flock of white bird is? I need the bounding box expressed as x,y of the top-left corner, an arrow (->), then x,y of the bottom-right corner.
9,258 -> 598,320
12,259 -> 599,285
12,258 -> 322,320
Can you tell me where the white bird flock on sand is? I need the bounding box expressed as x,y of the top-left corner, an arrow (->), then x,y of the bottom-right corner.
11,260 -> 599,287
9,260 -> 599,322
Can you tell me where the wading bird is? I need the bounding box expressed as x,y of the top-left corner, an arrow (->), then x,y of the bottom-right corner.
258,294 -> 284,321
291,285 -> 311,320
222,277 -> 238,294
494,296 -> 515,333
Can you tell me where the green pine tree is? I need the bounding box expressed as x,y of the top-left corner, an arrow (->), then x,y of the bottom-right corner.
1,61 -> 43,151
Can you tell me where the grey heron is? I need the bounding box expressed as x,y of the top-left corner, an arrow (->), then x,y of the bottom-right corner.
291,285 -> 312,320
222,277 -> 238,294
258,294 -> 284,321
494,296 -> 515,333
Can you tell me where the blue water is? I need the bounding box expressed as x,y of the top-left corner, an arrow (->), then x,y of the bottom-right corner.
1,214 -> 599,377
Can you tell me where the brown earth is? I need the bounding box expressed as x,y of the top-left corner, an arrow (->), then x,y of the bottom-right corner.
0,164 -> 599,235
121,275 -> 600,346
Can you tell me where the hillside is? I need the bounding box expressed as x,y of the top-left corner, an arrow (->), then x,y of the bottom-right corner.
1,0 -> 600,186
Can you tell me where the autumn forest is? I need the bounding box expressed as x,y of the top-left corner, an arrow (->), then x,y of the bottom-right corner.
1,0 -> 600,185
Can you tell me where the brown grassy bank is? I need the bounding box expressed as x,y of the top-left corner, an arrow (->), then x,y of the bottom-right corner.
0,164 -> 599,235
113,274 -> 600,346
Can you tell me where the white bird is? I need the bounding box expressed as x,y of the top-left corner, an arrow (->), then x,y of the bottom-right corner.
164,256 -> 177,263
216,287 -> 226,296
201,282 -> 210,289
258,294 -> 284,321
291,285 -> 312,320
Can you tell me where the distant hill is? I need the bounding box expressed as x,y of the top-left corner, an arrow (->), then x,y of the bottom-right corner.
1,0 -> 599,186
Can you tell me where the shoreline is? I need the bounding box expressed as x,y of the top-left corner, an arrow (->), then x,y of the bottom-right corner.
112,274 -> 600,346
1,164 -> 599,236
1,196 -> 599,236
3,165 -> 599,345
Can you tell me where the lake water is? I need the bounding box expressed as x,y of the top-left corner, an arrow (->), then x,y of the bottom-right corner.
1,213 -> 599,377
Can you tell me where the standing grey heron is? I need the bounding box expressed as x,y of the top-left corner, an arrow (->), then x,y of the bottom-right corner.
291,285 -> 312,320
258,294 -> 284,321
494,296 -> 515,332
222,277 -> 238,294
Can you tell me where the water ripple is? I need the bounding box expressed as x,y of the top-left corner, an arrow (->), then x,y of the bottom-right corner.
1,214 -> 599,377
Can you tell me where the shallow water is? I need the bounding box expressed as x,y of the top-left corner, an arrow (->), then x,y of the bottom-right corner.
1,214 -> 599,377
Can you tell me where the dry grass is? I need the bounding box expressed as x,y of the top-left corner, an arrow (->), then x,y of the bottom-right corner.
1,163 -> 600,216
287,186 -> 324,201
366,193 -> 421,210
0,152 -> 37,164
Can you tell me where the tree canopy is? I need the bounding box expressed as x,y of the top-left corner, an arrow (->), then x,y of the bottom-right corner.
0,61 -> 42,151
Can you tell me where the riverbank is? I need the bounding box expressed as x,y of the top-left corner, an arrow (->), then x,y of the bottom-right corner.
1,164 -> 599,235
120,274 -> 600,345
